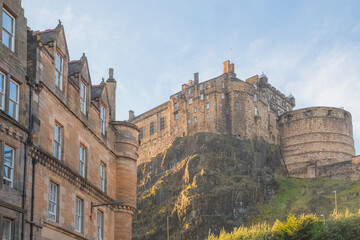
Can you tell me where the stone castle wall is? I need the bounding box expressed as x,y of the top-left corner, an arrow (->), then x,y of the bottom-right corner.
279,107 -> 355,178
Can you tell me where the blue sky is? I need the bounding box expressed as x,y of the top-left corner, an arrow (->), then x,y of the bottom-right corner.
23,0 -> 360,154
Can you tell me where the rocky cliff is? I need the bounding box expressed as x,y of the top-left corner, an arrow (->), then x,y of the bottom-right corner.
133,133 -> 285,240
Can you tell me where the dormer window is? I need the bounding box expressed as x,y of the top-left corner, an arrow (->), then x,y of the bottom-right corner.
80,81 -> 86,114
2,9 -> 15,51
100,105 -> 106,135
55,52 -> 63,90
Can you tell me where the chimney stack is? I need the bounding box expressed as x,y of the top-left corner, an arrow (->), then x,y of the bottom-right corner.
128,110 -> 135,121
223,60 -> 230,73
194,72 -> 199,85
106,68 -> 117,121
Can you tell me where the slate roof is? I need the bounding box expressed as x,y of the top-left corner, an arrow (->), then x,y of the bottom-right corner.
91,80 -> 105,100
68,60 -> 83,76
35,29 -> 56,44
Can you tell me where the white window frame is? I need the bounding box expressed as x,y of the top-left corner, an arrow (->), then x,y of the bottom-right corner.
80,81 -> 86,114
255,106 -> 259,116
100,105 -> 106,135
54,124 -> 62,160
0,72 -> 5,110
254,93 -> 258,102
75,198 -> 83,232
48,182 -> 58,222
55,52 -> 63,90
97,211 -> 104,240
3,145 -> 14,187
206,103 -> 210,109
100,163 -> 106,192
221,93 -> 225,99
200,94 -> 204,100
189,98 -> 192,105
79,146 -> 86,177
2,218 -> 12,240
8,79 -> 19,120
2,9 -> 15,51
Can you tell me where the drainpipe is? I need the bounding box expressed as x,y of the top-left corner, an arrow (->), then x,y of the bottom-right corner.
29,157 -> 37,240
21,76 -> 34,240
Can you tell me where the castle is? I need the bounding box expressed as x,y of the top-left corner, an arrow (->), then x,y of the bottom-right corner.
0,1 -> 138,239
130,61 -> 359,179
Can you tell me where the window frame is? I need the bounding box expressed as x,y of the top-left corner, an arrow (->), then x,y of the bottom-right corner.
160,117 -> 165,130
255,106 -> 259,116
0,72 -> 5,110
80,81 -> 87,114
200,94 -> 204,101
3,145 -> 14,187
189,97 -> 192,105
139,127 -> 144,139
206,102 -> 210,109
75,198 -> 83,233
2,8 -> 15,51
100,104 -> 106,135
2,217 -> 13,240
79,145 -> 86,178
48,182 -> 59,222
55,52 -> 64,90
100,162 -> 106,192
149,122 -> 155,135
97,211 -> 104,240
54,123 -> 62,160
174,112 -> 179,120
8,79 -> 19,121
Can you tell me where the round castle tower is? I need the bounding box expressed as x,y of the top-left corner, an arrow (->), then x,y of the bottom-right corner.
279,107 -> 355,178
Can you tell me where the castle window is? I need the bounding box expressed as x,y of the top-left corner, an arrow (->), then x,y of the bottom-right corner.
54,123 -> 62,160
194,117 -> 197,122
75,198 -> 83,232
174,103 -> 177,109
235,102 -> 240,111
200,94 -> 204,100
97,211 -> 104,240
206,113 -> 210,119
9,79 -> 19,121
254,93 -> 258,102
189,97 -> 193,104
3,145 -> 14,187
160,117 -> 165,130
2,218 -> 13,240
100,105 -> 106,135
55,52 -> 63,90
48,182 -> 58,222
100,162 -> 106,192
200,84 -> 204,91
189,87 -> 192,95
194,107 -> 197,113
254,107 -> 259,116
174,112 -> 179,120
221,93 -> 225,99
150,122 -> 155,134
79,145 -> 86,178
80,81 -> 86,114
206,103 -> 210,109
0,72 -> 4,110
139,127 -> 144,139
2,9 -> 15,51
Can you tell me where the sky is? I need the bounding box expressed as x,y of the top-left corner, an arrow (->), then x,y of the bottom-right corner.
23,0 -> 360,154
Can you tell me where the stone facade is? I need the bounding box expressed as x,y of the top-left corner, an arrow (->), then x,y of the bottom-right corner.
131,61 -> 295,165
0,1 -> 139,239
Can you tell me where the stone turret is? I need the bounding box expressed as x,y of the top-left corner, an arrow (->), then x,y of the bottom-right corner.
106,68 -> 116,121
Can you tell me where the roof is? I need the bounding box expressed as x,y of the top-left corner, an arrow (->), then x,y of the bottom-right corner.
91,80 -> 105,100
68,60 -> 83,76
36,29 -> 56,44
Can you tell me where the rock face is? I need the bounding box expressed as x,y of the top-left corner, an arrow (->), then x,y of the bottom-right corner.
133,133 -> 284,240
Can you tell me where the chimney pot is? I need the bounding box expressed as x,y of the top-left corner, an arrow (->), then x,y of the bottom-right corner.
194,72 -> 199,85
129,110 -> 135,121
109,68 -> 114,79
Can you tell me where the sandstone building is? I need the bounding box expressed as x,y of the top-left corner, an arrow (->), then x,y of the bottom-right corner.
0,1 -> 139,239
130,61 -> 358,179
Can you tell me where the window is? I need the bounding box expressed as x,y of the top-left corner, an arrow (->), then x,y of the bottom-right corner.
200,94 -> 204,100
55,52 -> 63,90
2,218 -> 12,240
79,146 -> 86,177
80,81 -> 86,114
194,107 -> 197,113
189,98 -> 193,105
255,107 -> 259,116
139,127 -> 144,139
174,112 -> 179,120
194,117 -> 197,122
254,94 -> 258,102
100,163 -> 106,192
200,84 -> 203,91
48,182 -> 58,222
160,117 -> 165,130
97,211 -> 104,240
235,102 -> 240,111
268,104 -> 270,111
174,103 -> 177,109
150,122 -> 155,134
206,95 -> 209,99
235,92 -> 239,98
189,87 -> 192,95
2,9 -> 15,51
75,198 -> 83,232
188,119 -> 191,124
3,145 -> 14,187
286,106 -> 289,112
206,113 -> 210,119
0,72 -> 4,109
221,93 -> 225,99
206,103 -> 210,109
222,82 -> 225,88
8,80 -> 19,120
100,105 -> 105,135
54,124 -> 62,160
254,84 -> 257,90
